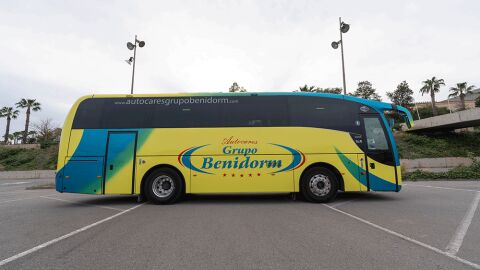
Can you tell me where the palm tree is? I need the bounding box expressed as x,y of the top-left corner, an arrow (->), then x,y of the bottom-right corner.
16,99 -> 41,144
298,85 -> 318,92
27,130 -> 37,143
420,77 -> 445,116
449,82 -> 475,111
0,107 -> 20,144
12,131 -> 24,144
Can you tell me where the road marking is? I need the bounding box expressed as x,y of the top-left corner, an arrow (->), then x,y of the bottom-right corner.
324,204 -> 480,270
446,192 -> 480,255
404,184 -> 479,193
0,197 -> 39,205
0,203 -> 144,267
0,182 -> 31,186
0,190 -> 55,195
39,196 -> 124,212
329,199 -> 357,208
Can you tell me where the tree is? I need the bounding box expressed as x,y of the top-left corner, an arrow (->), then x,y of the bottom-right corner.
419,77 -> 444,116
27,130 -> 37,144
449,82 -> 475,111
0,107 -> 20,144
351,81 -> 381,101
16,98 -> 41,144
386,81 -> 414,108
229,82 -> 247,92
297,85 -> 342,94
12,131 -> 23,144
320,87 -> 343,94
298,85 -> 319,92
476,96 -> 480,108
34,118 -> 58,148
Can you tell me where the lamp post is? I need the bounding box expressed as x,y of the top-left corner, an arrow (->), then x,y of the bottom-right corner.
125,35 -> 146,94
331,17 -> 350,95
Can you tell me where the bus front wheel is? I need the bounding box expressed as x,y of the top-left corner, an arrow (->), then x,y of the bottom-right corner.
144,168 -> 184,204
300,167 -> 338,203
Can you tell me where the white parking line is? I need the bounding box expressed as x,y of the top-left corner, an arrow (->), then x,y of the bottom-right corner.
39,196 -> 124,212
0,203 -> 144,267
324,204 -> 480,270
404,184 -> 479,193
329,199 -> 357,208
446,192 -> 480,255
0,197 -> 39,205
0,182 -> 31,186
0,190 -> 56,195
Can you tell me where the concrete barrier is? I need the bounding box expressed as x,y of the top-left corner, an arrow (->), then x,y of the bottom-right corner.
0,170 -> 55,180
401,157 -> 480,172
0,144 -> 41,149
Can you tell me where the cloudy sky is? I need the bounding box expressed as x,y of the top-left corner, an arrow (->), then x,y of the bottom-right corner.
1,0 -> 479,135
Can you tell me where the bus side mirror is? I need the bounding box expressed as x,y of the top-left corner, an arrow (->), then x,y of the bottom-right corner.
403,115 -> 412,128
388,118 -> 395,128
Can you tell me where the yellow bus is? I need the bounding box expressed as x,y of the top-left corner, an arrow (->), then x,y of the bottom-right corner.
56,93 -> 413,204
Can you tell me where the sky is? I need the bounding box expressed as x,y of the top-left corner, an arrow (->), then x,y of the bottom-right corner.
1,0 -> 479,135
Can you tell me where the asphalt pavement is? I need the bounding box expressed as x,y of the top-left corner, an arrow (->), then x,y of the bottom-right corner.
0,178 -> 479,269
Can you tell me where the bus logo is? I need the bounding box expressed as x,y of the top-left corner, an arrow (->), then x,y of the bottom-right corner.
360,106 -> 370,112
178,143 -> 305,175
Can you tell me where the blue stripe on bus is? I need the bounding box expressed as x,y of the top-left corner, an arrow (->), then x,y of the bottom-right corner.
335,148 -> 398,191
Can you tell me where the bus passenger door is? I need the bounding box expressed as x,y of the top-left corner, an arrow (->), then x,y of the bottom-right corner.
361,115 -> 398,191
104,132 -> 137,194
356,154 -> 368,191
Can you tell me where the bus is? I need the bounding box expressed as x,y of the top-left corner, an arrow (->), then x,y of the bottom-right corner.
55,92 -> 413,204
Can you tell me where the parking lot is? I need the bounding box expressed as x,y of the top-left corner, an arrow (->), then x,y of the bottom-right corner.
0,179 -> 479,269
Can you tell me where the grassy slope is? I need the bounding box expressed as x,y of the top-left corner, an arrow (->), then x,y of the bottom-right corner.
395,132 -> 480,159
0,145 -> 58,171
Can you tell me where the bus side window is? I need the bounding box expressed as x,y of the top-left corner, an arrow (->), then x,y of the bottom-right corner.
222,96 -> 288,127
364,118 -> 388,151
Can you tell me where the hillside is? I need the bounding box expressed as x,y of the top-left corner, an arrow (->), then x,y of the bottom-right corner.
395,132 -> 480,159
0,145 -> 58,171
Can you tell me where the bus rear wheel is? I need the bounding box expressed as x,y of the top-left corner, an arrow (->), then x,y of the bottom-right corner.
144,168 -> 183,204
301,167 -> 338,203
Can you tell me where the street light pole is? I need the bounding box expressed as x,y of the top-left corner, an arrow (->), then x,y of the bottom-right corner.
331,18 -> 350,95
130,35 -> 137,95
125,35 -> 146,95
339,17 -> 347,95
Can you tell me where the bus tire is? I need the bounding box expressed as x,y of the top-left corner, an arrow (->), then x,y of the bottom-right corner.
144,168 -> 184,204
300,167 -> 338,203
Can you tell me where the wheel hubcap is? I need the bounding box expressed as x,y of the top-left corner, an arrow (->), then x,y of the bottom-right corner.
309,174 -> 331,196
152,175 -> 174,198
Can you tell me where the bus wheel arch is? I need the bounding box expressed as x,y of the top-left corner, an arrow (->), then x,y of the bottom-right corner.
140,164 -> 186,203
299,163 -> 344,192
